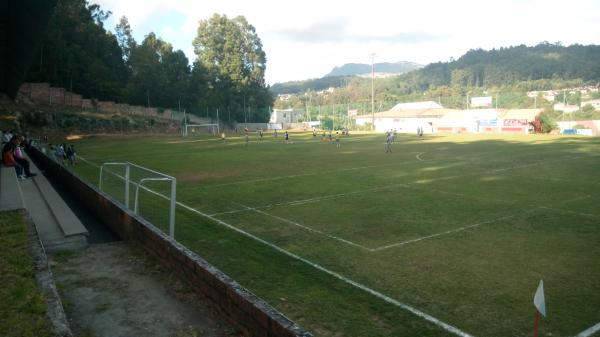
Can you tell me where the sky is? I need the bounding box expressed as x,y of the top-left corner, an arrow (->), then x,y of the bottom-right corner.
95,0 -> 600,85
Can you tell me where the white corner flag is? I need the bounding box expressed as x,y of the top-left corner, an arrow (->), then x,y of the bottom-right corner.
534,280 -> 546,317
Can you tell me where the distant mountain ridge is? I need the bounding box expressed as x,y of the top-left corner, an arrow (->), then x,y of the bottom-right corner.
325,61 -> 423,77
271,44 -> 600,96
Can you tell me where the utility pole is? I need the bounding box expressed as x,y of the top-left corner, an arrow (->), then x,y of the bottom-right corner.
347,103 -> 350,130
332,102 -> 335,130
563,89 -> 566,121
370,53 -> 376,131
318,105 -> 321,122
466,92 -> 469,109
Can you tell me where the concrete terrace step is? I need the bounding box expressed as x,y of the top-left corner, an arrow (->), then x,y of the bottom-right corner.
0,165 -> 25,211
21,156 -> 88,251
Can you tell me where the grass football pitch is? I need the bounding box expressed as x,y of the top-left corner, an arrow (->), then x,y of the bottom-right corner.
68,132 -> 600,337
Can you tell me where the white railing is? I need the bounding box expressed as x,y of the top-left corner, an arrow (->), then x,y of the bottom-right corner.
99,162 -> 177,238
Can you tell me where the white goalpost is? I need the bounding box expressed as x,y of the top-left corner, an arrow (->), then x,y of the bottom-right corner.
183,123 -> 220,136
98,162 -> 177,238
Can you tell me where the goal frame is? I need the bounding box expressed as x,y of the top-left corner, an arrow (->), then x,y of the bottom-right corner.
183,123 -> 220,136
99,162 -> 177,238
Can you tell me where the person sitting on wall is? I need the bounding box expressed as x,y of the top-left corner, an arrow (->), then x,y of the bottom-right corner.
13,136 -> 36,177
2,138 -> 25,179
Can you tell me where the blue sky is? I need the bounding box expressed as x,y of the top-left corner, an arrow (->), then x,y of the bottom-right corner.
96,0 -> 600,84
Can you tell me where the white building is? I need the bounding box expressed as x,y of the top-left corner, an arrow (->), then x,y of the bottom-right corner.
354,101 -> 447,133
581,99 -> 600,110
269,108 -> 305,124
553,103 -> 579,113
354,101 -> 541,134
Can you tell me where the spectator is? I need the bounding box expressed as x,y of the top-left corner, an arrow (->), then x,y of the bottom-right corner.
2,130 -> 13,144
55,144 -> 66,165
13,136 -> 36,177
2,138 -> 25,179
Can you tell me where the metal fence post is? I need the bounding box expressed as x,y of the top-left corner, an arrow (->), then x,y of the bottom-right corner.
99,166 -> 104,191
125,164 -> 130,209
169,178 -> 176,238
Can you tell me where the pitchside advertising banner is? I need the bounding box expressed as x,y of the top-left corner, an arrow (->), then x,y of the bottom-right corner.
471,96 -> 493,107
503,119 -> 528,126
479,118 -> 497,126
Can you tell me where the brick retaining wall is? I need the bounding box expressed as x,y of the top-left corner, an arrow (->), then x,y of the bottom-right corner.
28,147 -> 311,337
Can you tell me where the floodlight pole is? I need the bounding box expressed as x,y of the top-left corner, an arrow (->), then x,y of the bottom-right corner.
370,53 -> 376,131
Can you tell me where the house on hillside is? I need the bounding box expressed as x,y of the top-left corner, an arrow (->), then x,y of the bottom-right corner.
553,103 -> 579,113
581,99 -> 600,110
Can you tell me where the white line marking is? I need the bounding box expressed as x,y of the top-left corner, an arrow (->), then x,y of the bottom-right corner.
371,214 -> 520,251
185,146 -> 545,190
233,202 -> 372,251
210,154 -> 599,219
167,138 -> 221,144
69,158 -> 475,336
72,155 -> 600,336
209,183 -> 408,217
176,202 -> 475,337
575,322 -> 600,337
203,162 -> 416,189
77,155 -> 101,168
82,154 -> 600,254
416,152 -> 425,161
372,194 -> 593,252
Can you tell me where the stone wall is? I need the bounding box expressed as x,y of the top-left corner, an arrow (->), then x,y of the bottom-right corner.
18,83 -> 179,121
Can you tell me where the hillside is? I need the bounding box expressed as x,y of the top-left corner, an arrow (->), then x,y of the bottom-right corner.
271,43 -> 600,97
270,76 -> 353,96
271,61 -> 422,95
325,61 -> 422,77
399,43 -> 600,91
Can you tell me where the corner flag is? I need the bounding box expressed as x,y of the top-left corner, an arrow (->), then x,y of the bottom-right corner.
533,280 -> 546,337
534,280 -> 546,317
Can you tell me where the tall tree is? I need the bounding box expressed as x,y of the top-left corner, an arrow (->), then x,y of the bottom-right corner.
192,14 -> 273,122
27,0 -> 126,101
115,16 -> 137,63
126,33 -> 169,107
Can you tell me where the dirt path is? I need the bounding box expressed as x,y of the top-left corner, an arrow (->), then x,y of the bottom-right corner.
51,242 -> 240,337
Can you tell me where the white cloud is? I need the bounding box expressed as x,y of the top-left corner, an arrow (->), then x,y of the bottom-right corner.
96,0 -> 600,84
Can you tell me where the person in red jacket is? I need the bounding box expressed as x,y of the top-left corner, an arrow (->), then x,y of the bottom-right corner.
2,139 -> 24,179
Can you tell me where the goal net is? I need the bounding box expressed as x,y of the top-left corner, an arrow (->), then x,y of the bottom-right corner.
183,123 -> 219,136
99,162 -> 176,237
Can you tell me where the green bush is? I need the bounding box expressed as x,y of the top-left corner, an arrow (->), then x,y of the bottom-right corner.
539,112 -> 558,133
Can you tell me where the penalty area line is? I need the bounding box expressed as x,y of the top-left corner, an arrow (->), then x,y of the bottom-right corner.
176,200 -> 475,337
232,202 -> 372,251
371,213 -> 520,252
